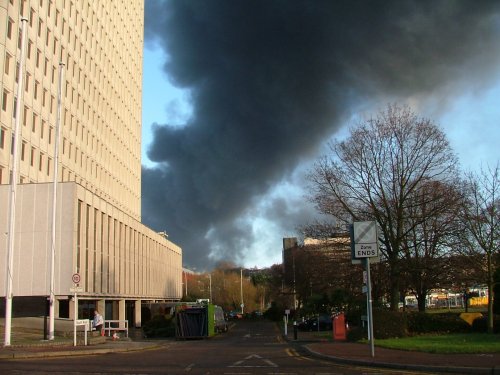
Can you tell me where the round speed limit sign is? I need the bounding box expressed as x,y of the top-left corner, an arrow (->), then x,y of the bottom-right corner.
72,273 -> 81,284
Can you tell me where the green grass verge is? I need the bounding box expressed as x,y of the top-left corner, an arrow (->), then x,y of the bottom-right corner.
375,334 -> 500,354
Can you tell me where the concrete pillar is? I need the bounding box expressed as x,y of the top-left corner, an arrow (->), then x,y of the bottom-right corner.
118,299 -> 126,328
54,298 -> 60,319
134,300 -> 142,328
96,299 -> 105,319
118,299 -> 126,320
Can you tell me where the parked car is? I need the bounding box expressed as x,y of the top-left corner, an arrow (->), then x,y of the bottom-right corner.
297,315 -> 333,331
228,311 -> 243,319
214,306 -> 228,333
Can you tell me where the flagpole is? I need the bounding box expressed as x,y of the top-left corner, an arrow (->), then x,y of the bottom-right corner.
48,62 -> 65,340
4,17 -> 28,347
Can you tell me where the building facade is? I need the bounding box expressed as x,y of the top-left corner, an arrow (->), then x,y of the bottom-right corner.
0,0 -> 182,327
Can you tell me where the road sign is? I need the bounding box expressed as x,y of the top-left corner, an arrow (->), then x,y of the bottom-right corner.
72,273 -> 81,284
353,221 -> 377,244
351,221 -> 379,259
70,286 -> 83,293
354,243 -> 378,258
75,319 -> 89,326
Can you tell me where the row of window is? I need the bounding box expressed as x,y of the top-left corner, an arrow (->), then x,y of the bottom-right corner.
76,200 -> 181,296
3,0 -> 143,219
6,15 -> 141,136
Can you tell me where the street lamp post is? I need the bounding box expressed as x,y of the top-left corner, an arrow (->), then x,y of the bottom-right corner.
209,273 -> 212,302
240,268 -> 244,314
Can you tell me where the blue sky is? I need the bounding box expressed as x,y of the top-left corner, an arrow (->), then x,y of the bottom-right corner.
141,1 -> 500,270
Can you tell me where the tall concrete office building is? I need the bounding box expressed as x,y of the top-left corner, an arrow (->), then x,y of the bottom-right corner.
0,0 -> 182,328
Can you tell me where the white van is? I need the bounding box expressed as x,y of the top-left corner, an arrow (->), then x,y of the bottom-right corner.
214,306 -> 228,333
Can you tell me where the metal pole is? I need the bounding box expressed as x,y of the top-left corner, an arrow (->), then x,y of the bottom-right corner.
4,18 -> 28,347
48,62 -> 65,340
366,257 -> 375,357
184,270 -> 188,297
240,268 -> 244,314
209,273 -> 212,302
73,291 -> 78,346
293,255 -> 297,309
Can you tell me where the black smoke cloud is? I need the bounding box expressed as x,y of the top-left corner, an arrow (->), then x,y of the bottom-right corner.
142,0 -> 500,270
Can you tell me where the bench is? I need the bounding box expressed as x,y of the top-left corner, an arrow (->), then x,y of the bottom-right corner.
103,320 -> 129,338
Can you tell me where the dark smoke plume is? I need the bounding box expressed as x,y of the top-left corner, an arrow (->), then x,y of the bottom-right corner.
142,0 -> 500,269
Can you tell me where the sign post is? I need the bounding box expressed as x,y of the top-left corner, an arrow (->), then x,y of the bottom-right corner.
70,273 -> 83,346
284,309 -> 290,336
350,221 -> 378,358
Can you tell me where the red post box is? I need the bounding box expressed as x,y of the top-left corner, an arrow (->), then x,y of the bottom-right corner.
332,313 -> 346,341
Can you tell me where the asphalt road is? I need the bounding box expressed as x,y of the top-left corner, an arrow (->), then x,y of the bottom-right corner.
0,319 -> 432,374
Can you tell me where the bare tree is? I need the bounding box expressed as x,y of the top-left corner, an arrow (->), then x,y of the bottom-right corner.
308,104 -> 459,310
460,163 -> 500,333
400,180 -> 462,311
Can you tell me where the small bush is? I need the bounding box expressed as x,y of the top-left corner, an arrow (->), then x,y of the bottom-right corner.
373,309 -> 407,339
264,302 -> 285,321
471,315 -> 500,333
471,316 -> 488,333
347,326 -> 367,342
142,314 -> 175,338
407,312 -> 470,334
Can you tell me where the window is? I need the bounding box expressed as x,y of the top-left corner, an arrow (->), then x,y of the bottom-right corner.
23,106 -> 28,126
32,113 -> 37,132
7,18 -> 13,39
38,19 -> 43,37
24,73 -> 30,92
47,157 -> 51,176
36,49 -> 41,68
0,127 -> 6,149
2,90 -> 8,112
30,147 -> 35,166
27,40 -> 32,59
34,81 -> 39,100
29,9 -> 35,27
42,89 -> 47,107
41,120 -> 45,139
21,141 -> 26,161
44,58 -> 48,76
4,54 -> 11,75
39,152 -> 44,171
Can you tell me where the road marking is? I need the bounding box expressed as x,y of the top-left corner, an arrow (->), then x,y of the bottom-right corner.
228,354 -> 278,368
184,363 -> 195,372
286,348 -> 314,362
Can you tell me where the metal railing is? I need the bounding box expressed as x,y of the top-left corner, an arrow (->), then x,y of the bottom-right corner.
103,320 -> 129,337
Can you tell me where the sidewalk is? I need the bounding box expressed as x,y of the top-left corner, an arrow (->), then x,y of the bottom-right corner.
0,326 -> 168,360
286,329 -> 500,374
